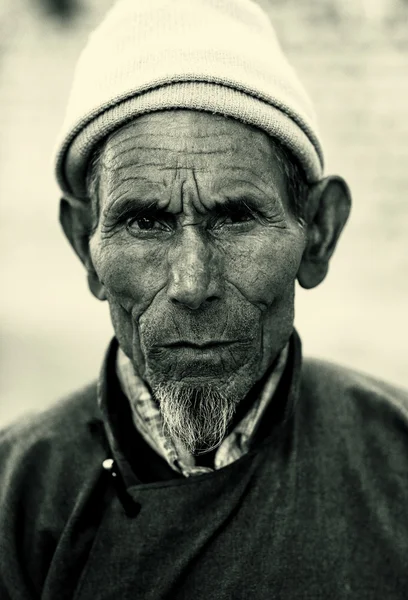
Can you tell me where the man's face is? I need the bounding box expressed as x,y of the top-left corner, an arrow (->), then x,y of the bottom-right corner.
89,110 -> 307,447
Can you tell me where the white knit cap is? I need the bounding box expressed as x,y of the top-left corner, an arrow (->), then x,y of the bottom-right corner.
55,0 -> 324,200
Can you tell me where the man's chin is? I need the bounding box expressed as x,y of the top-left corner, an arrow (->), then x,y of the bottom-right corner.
151,380 -> 240,455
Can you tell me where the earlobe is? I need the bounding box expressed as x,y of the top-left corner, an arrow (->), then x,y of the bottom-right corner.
297,176 -> 351,290
297,259 -> 329,290
87,265 -> 107,301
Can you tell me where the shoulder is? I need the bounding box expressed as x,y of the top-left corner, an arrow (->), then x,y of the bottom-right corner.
0,381 -> 104,516
0,383 -> 107,596
301,357 -> 408,418
0,381 -> 100,460
299,357 -> 408,477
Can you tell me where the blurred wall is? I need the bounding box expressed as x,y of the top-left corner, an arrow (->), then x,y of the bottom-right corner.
0,0 -> 407,426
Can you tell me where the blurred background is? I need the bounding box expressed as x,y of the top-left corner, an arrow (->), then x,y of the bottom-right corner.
0,0 -> 407,426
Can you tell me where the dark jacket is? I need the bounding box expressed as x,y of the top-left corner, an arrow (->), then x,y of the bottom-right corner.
1,335 -> 408,599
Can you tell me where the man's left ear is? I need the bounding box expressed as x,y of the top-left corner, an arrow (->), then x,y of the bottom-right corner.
59,197 -> 107,301
297,176 -> 351,289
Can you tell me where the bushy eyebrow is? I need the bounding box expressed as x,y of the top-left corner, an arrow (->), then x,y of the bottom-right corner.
103,198 -> 163,222
211,197 -> 265,217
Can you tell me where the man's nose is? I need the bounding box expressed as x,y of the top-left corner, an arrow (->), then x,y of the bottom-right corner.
167,228 -> 222,310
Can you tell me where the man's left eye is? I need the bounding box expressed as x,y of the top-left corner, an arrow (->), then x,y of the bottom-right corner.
224,213 -> 253,224
213,212 -> 255,229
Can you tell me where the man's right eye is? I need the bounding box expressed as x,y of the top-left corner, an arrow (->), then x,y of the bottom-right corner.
126,216 -> 171,235
129,217 -> 156,230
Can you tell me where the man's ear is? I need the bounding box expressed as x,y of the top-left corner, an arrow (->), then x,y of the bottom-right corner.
297,176 -> 351,290
59,197 -> 107,301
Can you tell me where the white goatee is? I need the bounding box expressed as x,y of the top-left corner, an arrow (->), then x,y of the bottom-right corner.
152,383 -> 238,455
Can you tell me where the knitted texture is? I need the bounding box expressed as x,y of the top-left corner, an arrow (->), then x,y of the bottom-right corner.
55,0 -> 325,200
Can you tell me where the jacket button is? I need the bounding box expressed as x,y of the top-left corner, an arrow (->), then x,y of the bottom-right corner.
102,458 -> 115,471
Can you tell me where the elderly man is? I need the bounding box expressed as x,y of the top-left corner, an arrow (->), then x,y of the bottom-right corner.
1,0 -> 408,598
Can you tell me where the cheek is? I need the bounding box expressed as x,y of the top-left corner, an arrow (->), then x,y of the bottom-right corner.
224,230 -> 305,307
90,237 -> 167,366
224,231 -> 304,372
91,238 -> 167,314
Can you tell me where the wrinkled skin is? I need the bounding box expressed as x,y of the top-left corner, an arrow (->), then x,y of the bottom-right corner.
88,111 -> 308,402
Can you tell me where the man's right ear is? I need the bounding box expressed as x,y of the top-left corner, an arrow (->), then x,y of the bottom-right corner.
59,197 -> 107,301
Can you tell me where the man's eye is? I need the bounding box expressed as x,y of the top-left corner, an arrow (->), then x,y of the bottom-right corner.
213,211 -> 255,229
224,212 -> 253,224
126,217 -> 169,233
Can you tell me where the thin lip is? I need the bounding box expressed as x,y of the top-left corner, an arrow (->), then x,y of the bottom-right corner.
159,340 -> 239,350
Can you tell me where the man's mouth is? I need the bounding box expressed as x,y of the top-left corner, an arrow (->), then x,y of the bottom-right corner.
147,339 -> 253,379
160,340 -> 238,350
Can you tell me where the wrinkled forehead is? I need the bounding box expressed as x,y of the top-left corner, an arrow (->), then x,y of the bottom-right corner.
99,110 -> 285,193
